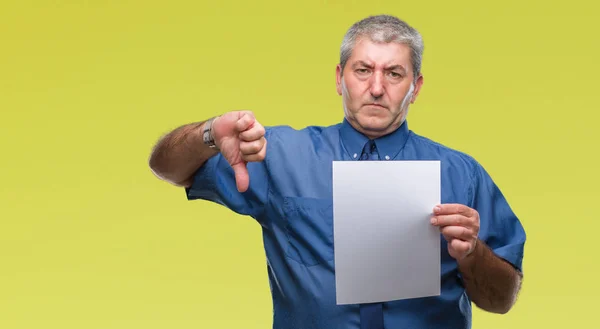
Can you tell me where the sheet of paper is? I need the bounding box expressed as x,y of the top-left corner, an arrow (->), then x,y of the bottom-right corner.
333,160 -> 441,305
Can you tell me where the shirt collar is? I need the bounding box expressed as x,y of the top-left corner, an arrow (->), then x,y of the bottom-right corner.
339,118 -> 410,160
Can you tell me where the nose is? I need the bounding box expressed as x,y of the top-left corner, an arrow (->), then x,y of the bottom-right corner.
369,72 -> 384,99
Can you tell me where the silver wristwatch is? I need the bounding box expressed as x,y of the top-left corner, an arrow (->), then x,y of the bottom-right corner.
202,116 -> 219,150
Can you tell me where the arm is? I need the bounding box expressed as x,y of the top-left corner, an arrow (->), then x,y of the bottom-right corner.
431,204 -> 524,314
149,120 -> 217,187
457,239 -> 522,314
148,110 -> 267,192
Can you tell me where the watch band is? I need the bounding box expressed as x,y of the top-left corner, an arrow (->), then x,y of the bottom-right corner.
202,116 -> 219,150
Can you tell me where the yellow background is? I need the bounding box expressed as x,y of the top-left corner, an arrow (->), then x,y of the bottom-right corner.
1,0 -> 598,328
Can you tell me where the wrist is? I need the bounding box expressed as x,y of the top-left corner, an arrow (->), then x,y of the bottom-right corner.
202,116 -> 220,151
457,239 -> 481,270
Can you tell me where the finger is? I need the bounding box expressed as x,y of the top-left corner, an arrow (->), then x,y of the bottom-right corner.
231,162 -> 249,193
441,231 -> 453,242
240,137 -> 266,155
433,204 -> 473,216
239,123 -> 265,142
450,239 -> 472,254
242,140 -> 267,162
430,214 -> 470,227
235,112 -> 255,133
440,226 -> 475,241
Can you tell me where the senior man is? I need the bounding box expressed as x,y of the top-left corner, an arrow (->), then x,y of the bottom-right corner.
149,14 -> 526,329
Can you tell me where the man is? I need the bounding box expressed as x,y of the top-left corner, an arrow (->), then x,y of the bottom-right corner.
149,15 -> 526,329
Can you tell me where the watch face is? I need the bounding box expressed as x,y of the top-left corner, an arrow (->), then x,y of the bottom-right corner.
202,126 -> 216,148
202,127 -> 211,142
202,118 -> 218,149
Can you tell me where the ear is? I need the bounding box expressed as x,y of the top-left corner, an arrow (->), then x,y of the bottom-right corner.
411,74 -> 424,103
336,64 -> 343,95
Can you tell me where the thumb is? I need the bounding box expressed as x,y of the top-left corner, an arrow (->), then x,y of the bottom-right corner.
231,162 -> 249,193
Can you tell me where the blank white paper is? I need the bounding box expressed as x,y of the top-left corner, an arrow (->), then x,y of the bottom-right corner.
333,160 -> 441,305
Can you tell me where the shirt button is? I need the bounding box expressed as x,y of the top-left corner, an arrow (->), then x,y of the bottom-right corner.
385,155 -> 390,160
353,153 -> 358,159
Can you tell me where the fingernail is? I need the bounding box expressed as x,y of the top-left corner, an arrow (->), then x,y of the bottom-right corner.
430,217 -> 436,224
434,206 -> 441,213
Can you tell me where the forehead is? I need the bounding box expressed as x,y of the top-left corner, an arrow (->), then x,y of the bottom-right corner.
348,37 -> 412,68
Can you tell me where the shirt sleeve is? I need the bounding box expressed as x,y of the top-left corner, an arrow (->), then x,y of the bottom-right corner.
184,129 -> 271,222
469,162 -> 526,273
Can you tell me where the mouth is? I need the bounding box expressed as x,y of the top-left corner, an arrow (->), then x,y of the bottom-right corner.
364,103 -> 387,109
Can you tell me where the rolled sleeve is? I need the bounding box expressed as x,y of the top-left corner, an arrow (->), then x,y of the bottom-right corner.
469,163 -> 526,273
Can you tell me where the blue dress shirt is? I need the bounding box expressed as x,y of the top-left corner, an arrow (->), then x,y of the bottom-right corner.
186,118 -> 526,329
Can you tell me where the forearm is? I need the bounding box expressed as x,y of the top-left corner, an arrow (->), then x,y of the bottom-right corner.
457,239 -> 522,314
148,121 -> 218,187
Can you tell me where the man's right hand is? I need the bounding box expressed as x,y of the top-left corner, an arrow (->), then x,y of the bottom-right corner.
211,111 -> 267,193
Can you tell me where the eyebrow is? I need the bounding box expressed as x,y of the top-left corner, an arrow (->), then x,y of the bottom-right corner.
352,61 -> 407,73
352,60 -> 374,69
385,65 -> 407,73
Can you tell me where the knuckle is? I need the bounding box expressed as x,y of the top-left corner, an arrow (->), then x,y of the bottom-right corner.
452,240 -> 461,249
239,132 -> 250,141
252,128 -> 263,139
454,215 -> 461,225
241,142 -> 254,154
463,227 -> 470,237
250,141 -> 261,152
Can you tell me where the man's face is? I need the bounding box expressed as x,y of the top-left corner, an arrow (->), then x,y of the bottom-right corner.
336,38 -> 423,138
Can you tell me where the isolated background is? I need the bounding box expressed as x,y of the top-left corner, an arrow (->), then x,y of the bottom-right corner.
2,0 -> 598,328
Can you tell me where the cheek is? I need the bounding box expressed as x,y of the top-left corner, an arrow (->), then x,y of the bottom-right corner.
342,81 -> 359,104
391,85 -> 414,109
346,82 -> 368,103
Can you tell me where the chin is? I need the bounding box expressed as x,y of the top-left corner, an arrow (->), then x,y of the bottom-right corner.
357,114 -> 392,132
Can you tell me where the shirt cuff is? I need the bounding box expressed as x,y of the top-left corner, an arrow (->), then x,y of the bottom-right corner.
491,243 -> 525,273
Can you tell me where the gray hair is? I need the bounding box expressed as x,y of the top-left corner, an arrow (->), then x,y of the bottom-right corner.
340,15 -> 424,81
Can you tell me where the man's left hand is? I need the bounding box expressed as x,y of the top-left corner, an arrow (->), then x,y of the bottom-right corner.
431,204 -> 480,261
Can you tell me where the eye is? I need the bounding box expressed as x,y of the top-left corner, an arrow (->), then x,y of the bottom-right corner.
355,68 -> 370,75
388,71 -> 402,78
